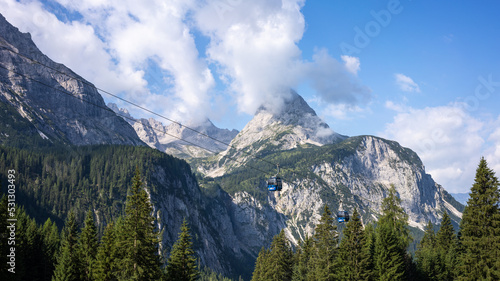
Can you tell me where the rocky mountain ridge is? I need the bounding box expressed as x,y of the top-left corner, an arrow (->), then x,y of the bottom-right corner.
108,103 -> 239,158
0,14 -> 144,146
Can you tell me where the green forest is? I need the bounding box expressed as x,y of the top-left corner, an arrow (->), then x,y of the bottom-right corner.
1,151 -> 499,280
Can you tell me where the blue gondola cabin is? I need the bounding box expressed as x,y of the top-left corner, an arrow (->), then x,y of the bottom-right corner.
267,176 -> 283,191
337,211 -> 349,223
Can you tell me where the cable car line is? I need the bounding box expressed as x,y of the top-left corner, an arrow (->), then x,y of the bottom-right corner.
1,47 -> 392,211
1,45 -> 317,189
0,45 -> 280,169
0,63 -> 272,177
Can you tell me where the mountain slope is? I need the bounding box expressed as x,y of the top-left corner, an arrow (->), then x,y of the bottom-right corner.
0,14 -> 143,146
194,98 -> 464,247
0,145 -> 257,279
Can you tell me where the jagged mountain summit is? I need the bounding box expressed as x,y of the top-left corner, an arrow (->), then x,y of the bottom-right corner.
108,103 -> 239,158
0,14 -> 143,146
233,90 -> 346,150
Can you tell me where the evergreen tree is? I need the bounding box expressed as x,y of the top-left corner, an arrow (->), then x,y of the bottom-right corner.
458,157 -> 500,280
165,218 -> 200,281
79,210 -> 98,281
435,212 -> 455,281
41,218 -> 61,281
335,209 -> 371,281
116,167 -> 162,280
25,216 -> 45,280
262,230 -> 293,281
292,236 -> 314,281
94,222 -> 118,281
374,185 -> 410,281
251,247 -> 270,281
310,205 -> 338,281
363,222 -> 376,277
52,212 -> 83,281
416,221 -> 439,280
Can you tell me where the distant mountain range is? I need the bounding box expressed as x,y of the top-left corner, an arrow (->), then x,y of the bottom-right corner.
450,192 -> 470,205
108,103 -> 238,158
0,13 -> 465,279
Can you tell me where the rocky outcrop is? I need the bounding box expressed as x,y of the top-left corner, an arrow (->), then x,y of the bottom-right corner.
0,14 -> 144,146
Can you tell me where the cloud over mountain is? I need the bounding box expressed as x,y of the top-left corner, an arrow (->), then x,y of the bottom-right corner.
0,0 -> 371,123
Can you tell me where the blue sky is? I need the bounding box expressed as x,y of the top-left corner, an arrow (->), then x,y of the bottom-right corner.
1,0 -> 499,193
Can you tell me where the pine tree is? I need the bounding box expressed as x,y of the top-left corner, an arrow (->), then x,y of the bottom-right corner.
435,212 -> 455,281
52,211 -> 83,281
310,205 -> 338,281
79,210 -> 98,281
41,218 -> 61,281
262,230 -> 293,281
458,157 -> 500,280
251,247 -> 270,281
416,221 -> 439,280
165,218 -> 200,281
335,209 -> 371,281
292,236 -> 314,281
116,167 -> 162,280
374,185 -> 410,281
94,222 -> 118,281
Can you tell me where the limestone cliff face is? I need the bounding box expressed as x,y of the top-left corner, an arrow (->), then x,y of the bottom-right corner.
193,98 -> 463,254
0,14 -> 143,146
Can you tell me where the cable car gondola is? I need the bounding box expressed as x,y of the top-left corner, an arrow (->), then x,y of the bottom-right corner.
337,199 -> 349,223
337,211 -> 349,223
267,164 -> 283,192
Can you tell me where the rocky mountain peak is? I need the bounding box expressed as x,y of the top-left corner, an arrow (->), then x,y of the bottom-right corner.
231,90 -> 346,151
256,90 -> 317,122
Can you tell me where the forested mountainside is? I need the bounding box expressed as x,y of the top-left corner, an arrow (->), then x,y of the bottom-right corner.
0,145 -> 257,279
194,116 -> 464,247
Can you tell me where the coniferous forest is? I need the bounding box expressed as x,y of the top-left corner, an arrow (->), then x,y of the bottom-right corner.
1,151 -> 499,280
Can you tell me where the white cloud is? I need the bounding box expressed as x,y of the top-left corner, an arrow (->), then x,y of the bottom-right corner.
485,117 -> 500,174
1,0 -> 371,123
395,73 -> 420,93
385,100 -> 407,112
383,104 -> 486,193
0,0 -> 214,123
322,103 -> 364,120
195,0 -> 370,115
341,55 -> 360,75
307,49 -> 371,106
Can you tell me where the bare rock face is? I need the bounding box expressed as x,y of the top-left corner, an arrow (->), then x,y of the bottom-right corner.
109,102 -> 239,159
0,14 -> 143,146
